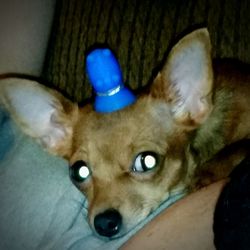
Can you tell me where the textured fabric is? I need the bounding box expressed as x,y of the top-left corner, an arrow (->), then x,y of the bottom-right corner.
43,0 -> 250,103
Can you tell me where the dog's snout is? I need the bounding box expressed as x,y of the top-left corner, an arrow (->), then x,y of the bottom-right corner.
94,209 -> 122,237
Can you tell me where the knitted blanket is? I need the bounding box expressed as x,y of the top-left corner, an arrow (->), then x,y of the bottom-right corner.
43,0 -> 250,102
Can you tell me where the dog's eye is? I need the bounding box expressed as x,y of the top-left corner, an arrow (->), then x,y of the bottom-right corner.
132,152 -> 159,172
70,160 -> 91,182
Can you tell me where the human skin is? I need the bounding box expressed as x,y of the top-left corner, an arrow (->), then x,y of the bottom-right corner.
121,180 -> 227,250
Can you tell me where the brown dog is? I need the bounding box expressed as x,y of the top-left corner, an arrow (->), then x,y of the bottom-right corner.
0,28 -> 250,239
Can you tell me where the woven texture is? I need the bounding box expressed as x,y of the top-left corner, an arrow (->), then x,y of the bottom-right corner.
43,0 -> 250,102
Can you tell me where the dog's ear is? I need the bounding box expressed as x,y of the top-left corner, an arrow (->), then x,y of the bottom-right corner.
151,28 -> 213,129
0,78 -> 78,157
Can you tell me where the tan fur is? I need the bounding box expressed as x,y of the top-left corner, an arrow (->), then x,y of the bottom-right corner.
70,98 -> 190,234
1,28 -> 250,238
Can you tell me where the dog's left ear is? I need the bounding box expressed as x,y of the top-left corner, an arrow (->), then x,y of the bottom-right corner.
151,28 -> 213,129
0,78 -> 78,157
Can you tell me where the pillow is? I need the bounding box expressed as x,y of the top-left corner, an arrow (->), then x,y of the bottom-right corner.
0,108 -> 186,249
0,108 -> 88,249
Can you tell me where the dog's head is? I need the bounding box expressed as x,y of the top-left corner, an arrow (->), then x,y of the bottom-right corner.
0,28 -> 213,238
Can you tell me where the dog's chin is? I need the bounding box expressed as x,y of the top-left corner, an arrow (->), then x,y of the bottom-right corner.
92,227 -> 130,241
89,192 -> 173,240
91,220 -> 146,241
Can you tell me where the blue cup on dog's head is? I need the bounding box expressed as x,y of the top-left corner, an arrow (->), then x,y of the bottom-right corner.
86,48 -> 136,113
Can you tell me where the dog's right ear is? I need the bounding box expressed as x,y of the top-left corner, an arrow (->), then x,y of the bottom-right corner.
150,28 -> 213,129
0,78 -> 78,158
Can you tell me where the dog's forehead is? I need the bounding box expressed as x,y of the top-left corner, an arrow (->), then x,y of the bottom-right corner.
76,98 -> 171,158
86,105 -> 154,144
81,98 -> 156,133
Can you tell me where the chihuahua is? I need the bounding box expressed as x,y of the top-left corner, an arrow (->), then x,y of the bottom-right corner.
0,28 -> 250,239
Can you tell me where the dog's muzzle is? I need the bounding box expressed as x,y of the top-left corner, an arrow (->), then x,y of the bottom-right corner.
94,209 -> 122,238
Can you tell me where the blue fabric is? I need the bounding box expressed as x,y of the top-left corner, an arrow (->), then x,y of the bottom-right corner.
0,111 -> 14,160
0,108 -> 186,250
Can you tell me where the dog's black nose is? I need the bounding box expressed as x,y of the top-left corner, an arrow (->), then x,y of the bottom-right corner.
94,209 -> 122,237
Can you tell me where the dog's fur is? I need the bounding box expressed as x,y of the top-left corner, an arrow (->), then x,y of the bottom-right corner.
1,28 -> 250,238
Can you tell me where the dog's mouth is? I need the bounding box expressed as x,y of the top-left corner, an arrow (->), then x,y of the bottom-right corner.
89,200 -> 155,240
90,186 -> 188,240
92,208 -> 150,240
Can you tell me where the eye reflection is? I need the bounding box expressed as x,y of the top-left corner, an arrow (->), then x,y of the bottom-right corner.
132,151 -> 159,172
70,160 -> 91,182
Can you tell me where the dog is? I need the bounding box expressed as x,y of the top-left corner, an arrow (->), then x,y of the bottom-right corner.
0,28 -> 250,239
